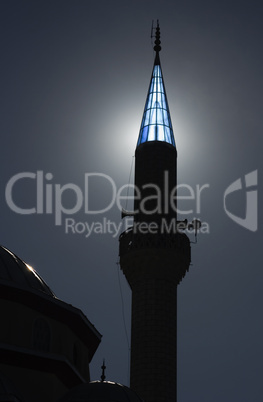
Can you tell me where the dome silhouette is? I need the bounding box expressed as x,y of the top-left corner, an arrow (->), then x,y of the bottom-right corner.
59,381 -> 144,402
0,245 -> 101,402
0,245 -> 55,297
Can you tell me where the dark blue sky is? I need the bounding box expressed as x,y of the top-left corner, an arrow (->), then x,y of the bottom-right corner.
1,1 -> 262,401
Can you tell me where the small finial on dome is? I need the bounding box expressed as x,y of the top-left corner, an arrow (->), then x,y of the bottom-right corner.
101,359 -> 106,382
153,19 -> 161,53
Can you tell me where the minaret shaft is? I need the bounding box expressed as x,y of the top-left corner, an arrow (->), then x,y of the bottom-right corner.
121,249 -> 178,402
134,141 -> 177,226
131,280 -> 177,401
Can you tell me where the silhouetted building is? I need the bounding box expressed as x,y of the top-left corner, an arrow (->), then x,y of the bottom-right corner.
0,245 -> 101,402
119,22 -> 191,402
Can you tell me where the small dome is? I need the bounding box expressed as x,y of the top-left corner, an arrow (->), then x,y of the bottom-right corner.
0,245 -> 55,297
59,381 -> 144,402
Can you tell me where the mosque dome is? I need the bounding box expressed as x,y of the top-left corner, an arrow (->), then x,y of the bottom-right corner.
59,381 -> 144,402
0,245 -> 101,401
0,245 -> 55,297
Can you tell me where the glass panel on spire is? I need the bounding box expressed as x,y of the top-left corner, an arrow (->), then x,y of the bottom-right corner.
137,64 -> 176,147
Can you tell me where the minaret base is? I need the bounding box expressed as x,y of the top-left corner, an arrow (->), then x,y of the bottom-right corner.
119,231 -> 190,402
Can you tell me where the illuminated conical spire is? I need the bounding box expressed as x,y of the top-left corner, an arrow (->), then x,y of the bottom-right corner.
137,21 -> 175,147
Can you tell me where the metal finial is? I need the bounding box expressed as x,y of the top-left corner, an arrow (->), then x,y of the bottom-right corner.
154,19 -> 161,53
101,359 -> 106,382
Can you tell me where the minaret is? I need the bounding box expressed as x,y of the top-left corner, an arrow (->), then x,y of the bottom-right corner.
119,22 -> 191,402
